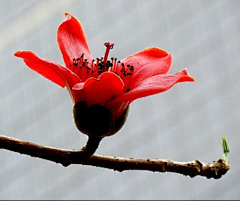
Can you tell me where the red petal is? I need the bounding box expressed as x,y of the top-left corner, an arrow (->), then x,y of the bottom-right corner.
14,50 -> 81,88
57,13 -> 93,67
72,72 -> 124,106
109,69 -> 195,103
122,47 -> 172,89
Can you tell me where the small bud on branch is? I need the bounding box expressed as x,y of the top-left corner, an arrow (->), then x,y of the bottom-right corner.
221,136 -> 230,167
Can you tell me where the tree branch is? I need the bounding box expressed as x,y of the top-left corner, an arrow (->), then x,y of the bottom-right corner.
0,134 -> 229,179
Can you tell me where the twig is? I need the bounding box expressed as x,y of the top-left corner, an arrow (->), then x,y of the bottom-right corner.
0,134 -> 229,179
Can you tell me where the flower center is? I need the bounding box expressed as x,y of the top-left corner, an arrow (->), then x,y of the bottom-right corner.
69,42 -> 134,92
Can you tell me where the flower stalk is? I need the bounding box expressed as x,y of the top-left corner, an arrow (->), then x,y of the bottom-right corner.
80,136 -> 102,156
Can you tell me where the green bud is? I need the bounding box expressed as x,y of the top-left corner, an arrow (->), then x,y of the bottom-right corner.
221,136 -> 230,166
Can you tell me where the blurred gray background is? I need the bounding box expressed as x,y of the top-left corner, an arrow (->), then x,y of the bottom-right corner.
0,0 -> 239,199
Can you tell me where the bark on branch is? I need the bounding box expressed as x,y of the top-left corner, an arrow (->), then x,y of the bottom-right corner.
0,134 -> 229,179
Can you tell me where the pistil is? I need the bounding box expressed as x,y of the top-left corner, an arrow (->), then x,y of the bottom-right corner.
103,42 -> 114,71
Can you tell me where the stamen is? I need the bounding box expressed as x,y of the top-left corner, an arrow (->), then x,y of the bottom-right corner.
68,42 -> 134,89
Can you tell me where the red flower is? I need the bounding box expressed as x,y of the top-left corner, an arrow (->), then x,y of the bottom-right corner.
14,13 -> 194,138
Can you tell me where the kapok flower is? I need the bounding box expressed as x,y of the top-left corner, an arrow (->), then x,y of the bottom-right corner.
14,13 -> 195,139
